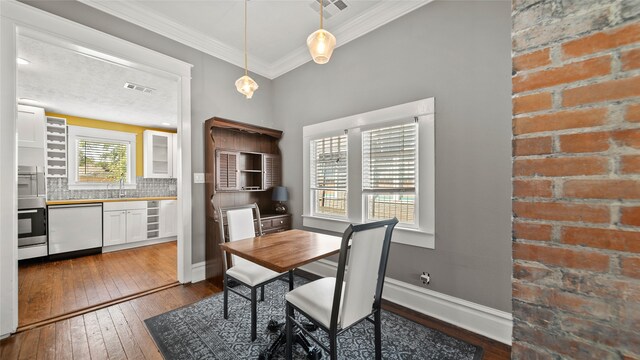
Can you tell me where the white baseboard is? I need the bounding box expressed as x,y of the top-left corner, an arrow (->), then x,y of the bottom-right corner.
191,261 -> 206,283
102,237 -> 175,253
301,259 -> 512,345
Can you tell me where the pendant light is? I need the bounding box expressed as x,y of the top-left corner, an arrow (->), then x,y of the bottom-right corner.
307,0 -> 336,64
235,0 -> 258,99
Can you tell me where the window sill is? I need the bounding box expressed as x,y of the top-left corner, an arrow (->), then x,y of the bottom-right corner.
68,183 -> 137,190
302,215 -> 435,249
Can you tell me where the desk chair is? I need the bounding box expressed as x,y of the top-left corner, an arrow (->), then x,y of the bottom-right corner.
284,218 -> 398,360
217,203 -> 293,341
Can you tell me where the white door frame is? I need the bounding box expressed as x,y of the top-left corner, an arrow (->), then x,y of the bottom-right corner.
0,1 -> 193,337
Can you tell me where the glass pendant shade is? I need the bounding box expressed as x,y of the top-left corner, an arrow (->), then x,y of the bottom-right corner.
235,75 -> 258,99
307,29 -> 336,64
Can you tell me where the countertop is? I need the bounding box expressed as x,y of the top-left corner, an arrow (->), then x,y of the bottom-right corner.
46,196 -> 177,206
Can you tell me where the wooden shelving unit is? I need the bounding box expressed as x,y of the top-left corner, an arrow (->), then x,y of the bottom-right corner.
45,116 -> 67,178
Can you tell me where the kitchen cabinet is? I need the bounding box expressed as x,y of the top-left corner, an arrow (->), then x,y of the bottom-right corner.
159,200 -> 178,238
103,201 -> 147,246
144,130 -> 174,178
17,105 -> 45,149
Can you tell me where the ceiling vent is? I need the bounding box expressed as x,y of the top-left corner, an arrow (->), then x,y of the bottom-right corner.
123,82 -> 155,94
310,0 -> 349,20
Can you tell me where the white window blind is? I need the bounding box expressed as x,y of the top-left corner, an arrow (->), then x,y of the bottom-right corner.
311,135 -> 348,217
363,123 -> 417,192
77,139 -> 129,183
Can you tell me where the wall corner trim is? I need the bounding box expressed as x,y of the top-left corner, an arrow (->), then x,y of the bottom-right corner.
191,261 -> 206,283
302,259 -> 513,345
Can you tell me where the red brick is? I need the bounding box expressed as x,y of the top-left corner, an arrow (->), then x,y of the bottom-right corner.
559,131 -> 610,153
613,128 -> 640,149
562,226 -> 640,253
514,157 -> 608,177
562,23 -> 640,58
514,319 -> 617,359
513,281 -> 547,303
563,179 -> 640,199
511,342 -> 555,360
621,256 -> 640,279
621,206 -> 640,226
513,301 -> 555,328
513,242 -> 610,271
559,316 -> 635,350
622,48 -> 640,71
513,180 -> 553,198
513,56 -> 611,93
561,271 -> 636,300
626,104 -> 640,123
563,75 -> 640,107
513,137 -> 553,156
514,262 -> 555,282
513,107 -> 607,135
514,221 -> 553,241
513,48 -> 552,72
513,201 -> 609,223
513,92 -> 553,115
549,290 -> 613,320
620,155 -> 640,174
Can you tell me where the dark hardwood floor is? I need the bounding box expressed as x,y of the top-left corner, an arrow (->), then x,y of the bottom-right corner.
18,241 -> 177,328
4,267 -> 510,359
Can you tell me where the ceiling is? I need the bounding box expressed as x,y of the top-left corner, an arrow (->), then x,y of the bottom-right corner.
78,0 -> 433,79
17,35 -> 179,128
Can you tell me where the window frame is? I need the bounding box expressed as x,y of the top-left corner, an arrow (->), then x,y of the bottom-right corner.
302,98 -> 435,249
67,126 -> 137,190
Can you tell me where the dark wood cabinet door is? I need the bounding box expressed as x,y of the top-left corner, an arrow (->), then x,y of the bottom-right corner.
263,154 -> 282,190
216,150 -> 239,191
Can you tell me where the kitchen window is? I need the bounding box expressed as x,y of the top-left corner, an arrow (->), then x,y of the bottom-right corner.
67,126 -> 136,189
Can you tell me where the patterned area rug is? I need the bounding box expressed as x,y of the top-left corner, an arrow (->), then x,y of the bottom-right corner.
145,277 -> 483,359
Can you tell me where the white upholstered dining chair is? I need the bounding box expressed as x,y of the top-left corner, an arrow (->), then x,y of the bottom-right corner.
284,217 -> 398,360
217,203 -> 293,341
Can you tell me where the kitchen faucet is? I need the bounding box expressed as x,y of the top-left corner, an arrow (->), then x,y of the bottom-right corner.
118,178 -> 125,198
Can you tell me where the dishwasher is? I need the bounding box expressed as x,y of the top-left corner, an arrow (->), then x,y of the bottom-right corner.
48,203 -> 103,256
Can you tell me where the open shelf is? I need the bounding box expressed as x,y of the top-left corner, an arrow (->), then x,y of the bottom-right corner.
46,117 -> 67,178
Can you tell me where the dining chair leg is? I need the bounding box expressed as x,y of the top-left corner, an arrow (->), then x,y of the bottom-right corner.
285,303 -> 293,360
260,285 -> 265,301
374,309 -> 382,360
250,287 -> 257,341
223,273 -> 229,320
288,270 -> 294,291
329,330 -> 338,360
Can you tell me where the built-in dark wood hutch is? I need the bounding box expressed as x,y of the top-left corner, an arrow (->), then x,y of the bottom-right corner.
204,117 -> 291,287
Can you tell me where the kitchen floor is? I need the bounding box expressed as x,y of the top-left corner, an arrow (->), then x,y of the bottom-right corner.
18,241 -> 177,328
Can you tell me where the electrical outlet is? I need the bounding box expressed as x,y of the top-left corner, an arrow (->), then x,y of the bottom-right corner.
420,272 -> 430,285
193,173 -> 205,184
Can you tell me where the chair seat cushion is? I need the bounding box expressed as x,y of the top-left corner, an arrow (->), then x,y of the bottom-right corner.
227,262 -> 283,287
285,277 -> 341,329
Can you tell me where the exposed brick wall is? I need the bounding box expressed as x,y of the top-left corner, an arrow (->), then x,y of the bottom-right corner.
512,1 -> 640,359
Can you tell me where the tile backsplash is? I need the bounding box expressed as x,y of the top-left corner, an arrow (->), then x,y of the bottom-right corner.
47,177 -> 177,200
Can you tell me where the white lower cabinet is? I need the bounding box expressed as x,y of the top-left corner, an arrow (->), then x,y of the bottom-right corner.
159,200 -> 178,238
103,201 -> 147,246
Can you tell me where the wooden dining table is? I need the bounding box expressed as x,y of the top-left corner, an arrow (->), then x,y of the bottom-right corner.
219,228 -> 343,360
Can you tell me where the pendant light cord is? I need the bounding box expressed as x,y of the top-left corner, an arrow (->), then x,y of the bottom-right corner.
320,0 -> 324,29
244,0 -> 248,76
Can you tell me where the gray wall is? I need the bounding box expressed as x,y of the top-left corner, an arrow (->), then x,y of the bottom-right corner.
272,1 -> 512,311
21,0 -> 275,264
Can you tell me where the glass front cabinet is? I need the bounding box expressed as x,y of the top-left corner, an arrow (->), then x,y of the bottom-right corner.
144,130 -> 174,178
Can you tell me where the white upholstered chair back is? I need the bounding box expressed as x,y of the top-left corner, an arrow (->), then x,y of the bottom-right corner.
226,207 -> 257,267
339,226 -> 388,328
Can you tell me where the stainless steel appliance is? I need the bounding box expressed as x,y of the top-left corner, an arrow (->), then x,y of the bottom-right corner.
18,197 -> 47,248
17,165 -> 48,260
18,165 -> 46,198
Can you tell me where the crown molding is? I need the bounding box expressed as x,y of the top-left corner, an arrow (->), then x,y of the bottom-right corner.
78,0 -> 433,79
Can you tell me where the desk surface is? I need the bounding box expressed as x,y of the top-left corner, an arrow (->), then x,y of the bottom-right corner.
219,229 -> 342,273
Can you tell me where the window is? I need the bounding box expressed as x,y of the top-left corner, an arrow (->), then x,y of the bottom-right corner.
77,139 -> 129,183
67,126 -> 136,189
310,135 -> 348,217
363,123 -> 417,225
302,98 -> 435,248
